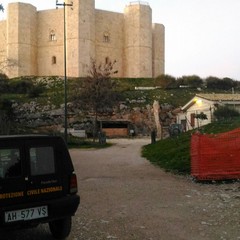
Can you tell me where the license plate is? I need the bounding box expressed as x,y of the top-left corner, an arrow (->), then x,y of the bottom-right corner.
5,206 -> 48,223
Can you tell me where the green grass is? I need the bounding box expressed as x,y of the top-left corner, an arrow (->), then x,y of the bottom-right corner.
142,117 -> 240,175
67,135 -> 113,149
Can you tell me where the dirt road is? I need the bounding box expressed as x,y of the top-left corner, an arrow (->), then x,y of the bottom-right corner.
2,138 -> 240,240
71,138 -> 240,240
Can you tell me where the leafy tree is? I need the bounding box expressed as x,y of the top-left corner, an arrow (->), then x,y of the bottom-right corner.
195,112 -> 207,120
214,105 -> 239,120
155,74 -> 176,89
206,76 -> 236,90
0,99 -> 15,134
177,75 -> 203,88
74,59 -> 119,141
205,76 -> 221,89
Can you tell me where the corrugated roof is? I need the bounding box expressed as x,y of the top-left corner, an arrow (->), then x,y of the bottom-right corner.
196,94 -> 240,101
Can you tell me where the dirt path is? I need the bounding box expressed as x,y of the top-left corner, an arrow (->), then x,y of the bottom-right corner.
70,138 -> 240,240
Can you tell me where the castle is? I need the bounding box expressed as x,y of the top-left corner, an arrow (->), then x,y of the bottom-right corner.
0,0 -> 165,79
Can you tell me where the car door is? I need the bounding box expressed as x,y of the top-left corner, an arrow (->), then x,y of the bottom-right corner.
0,139 -> 26,206
24,138 -> 64,202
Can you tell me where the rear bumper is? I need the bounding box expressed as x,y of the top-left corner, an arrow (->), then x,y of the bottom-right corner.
0,194 -> 80,228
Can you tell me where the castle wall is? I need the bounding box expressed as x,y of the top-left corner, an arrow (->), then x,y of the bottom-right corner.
0,20 -> 7,70
7,3 -> 37,77
66,0 -> 95,77
95,10 -> 124,77
37,9 -> 64,76
152,23 -> 165,78
0,1 -> 164,79
124,3 -> 153,78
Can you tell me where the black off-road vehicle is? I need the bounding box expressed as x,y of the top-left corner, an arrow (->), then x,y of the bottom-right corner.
0,135 -> 80,239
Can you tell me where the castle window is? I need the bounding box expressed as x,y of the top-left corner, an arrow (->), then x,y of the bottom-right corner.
52,56 -> 57,64
103,32 -> 110,43
50,30 -> 56,41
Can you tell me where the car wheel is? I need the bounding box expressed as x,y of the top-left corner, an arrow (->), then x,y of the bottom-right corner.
49,217 -> 72,239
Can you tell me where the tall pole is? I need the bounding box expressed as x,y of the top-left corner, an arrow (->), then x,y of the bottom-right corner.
56,1 -> 73,143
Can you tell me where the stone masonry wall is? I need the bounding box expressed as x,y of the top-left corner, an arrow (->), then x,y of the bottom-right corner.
0,1 -> 164,78
95,10 -> 124,77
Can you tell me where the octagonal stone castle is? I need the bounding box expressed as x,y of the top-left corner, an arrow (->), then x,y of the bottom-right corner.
0,0 -> 165,78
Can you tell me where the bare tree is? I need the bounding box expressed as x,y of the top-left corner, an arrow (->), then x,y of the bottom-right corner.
0,2 -> 18,76
74,59 -> 119,141
0,54 -> 18,75
0,59 -> 18,74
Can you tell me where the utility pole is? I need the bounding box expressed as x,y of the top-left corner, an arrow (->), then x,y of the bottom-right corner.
56,0 -> 73,143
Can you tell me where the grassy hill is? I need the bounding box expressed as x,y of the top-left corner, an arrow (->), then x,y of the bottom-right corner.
142,117 -> 240,175
1,76 -> 238,109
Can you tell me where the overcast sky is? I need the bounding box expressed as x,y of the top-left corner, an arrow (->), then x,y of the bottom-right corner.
1,0 -> 240,80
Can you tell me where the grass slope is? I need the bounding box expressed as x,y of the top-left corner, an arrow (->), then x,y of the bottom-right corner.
142,118 -> 240,175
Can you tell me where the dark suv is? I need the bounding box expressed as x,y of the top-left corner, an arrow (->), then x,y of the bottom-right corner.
0,135 -> 80,239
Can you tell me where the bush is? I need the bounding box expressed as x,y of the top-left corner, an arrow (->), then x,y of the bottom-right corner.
9,80 -> 34,94
155,74 -> 176,89
213,106 -> 240,120
28,85 -> 45,98
177,75 -> 203,88
206,76 -> 236,90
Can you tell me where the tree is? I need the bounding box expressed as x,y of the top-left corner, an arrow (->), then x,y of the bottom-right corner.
155,74 -> 176,89
0,99 -> 15,134
0,56 -> 18,75
213,105 -> 239,120
205,76 -> 236,90
177,75 -> 203,88
74,59 -> 119,141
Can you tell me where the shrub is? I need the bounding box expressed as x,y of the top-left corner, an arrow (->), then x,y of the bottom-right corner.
214,106 -> 240,120
9,80 -> 34,94
28,85 -> 45,98
177,75 -> 203,88
206,76 -> 236,90
155,74 -> 176,89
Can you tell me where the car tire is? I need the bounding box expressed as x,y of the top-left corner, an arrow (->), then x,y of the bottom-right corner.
49,217 -> 72,239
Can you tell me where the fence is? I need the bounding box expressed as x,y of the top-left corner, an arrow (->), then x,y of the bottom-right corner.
191,128 -> 240,180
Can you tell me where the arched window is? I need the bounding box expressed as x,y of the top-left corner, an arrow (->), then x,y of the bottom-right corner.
52,56 -> 57,64
50,30 -> 56,41
103,32 -> 110,43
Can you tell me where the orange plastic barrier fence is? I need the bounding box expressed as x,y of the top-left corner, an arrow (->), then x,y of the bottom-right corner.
191,128 -> 240,180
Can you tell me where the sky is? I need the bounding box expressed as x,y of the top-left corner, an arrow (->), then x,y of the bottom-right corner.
1,0 -> 240,80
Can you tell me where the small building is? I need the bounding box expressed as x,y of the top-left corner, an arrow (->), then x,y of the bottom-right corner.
177,94 -> 240,131
98,120 -> 133,138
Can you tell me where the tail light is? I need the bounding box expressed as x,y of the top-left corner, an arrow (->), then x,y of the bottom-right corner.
69,173 -> 78,194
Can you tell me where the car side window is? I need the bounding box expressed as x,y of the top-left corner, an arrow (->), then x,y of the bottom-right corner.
30,147 -> 55,176
0,148 -> 21,178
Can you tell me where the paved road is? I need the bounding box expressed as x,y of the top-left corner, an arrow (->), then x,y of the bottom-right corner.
2,138 -> 240,239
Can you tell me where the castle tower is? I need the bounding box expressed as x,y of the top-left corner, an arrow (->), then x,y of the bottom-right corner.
7,3 -> 37,77
66,0 -> 95,77
124,2 -> 153,78
152,23 -> 165,78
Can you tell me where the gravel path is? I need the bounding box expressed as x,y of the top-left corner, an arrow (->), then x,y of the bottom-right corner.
1,138 -> 240,240
70,138 -> 240,240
